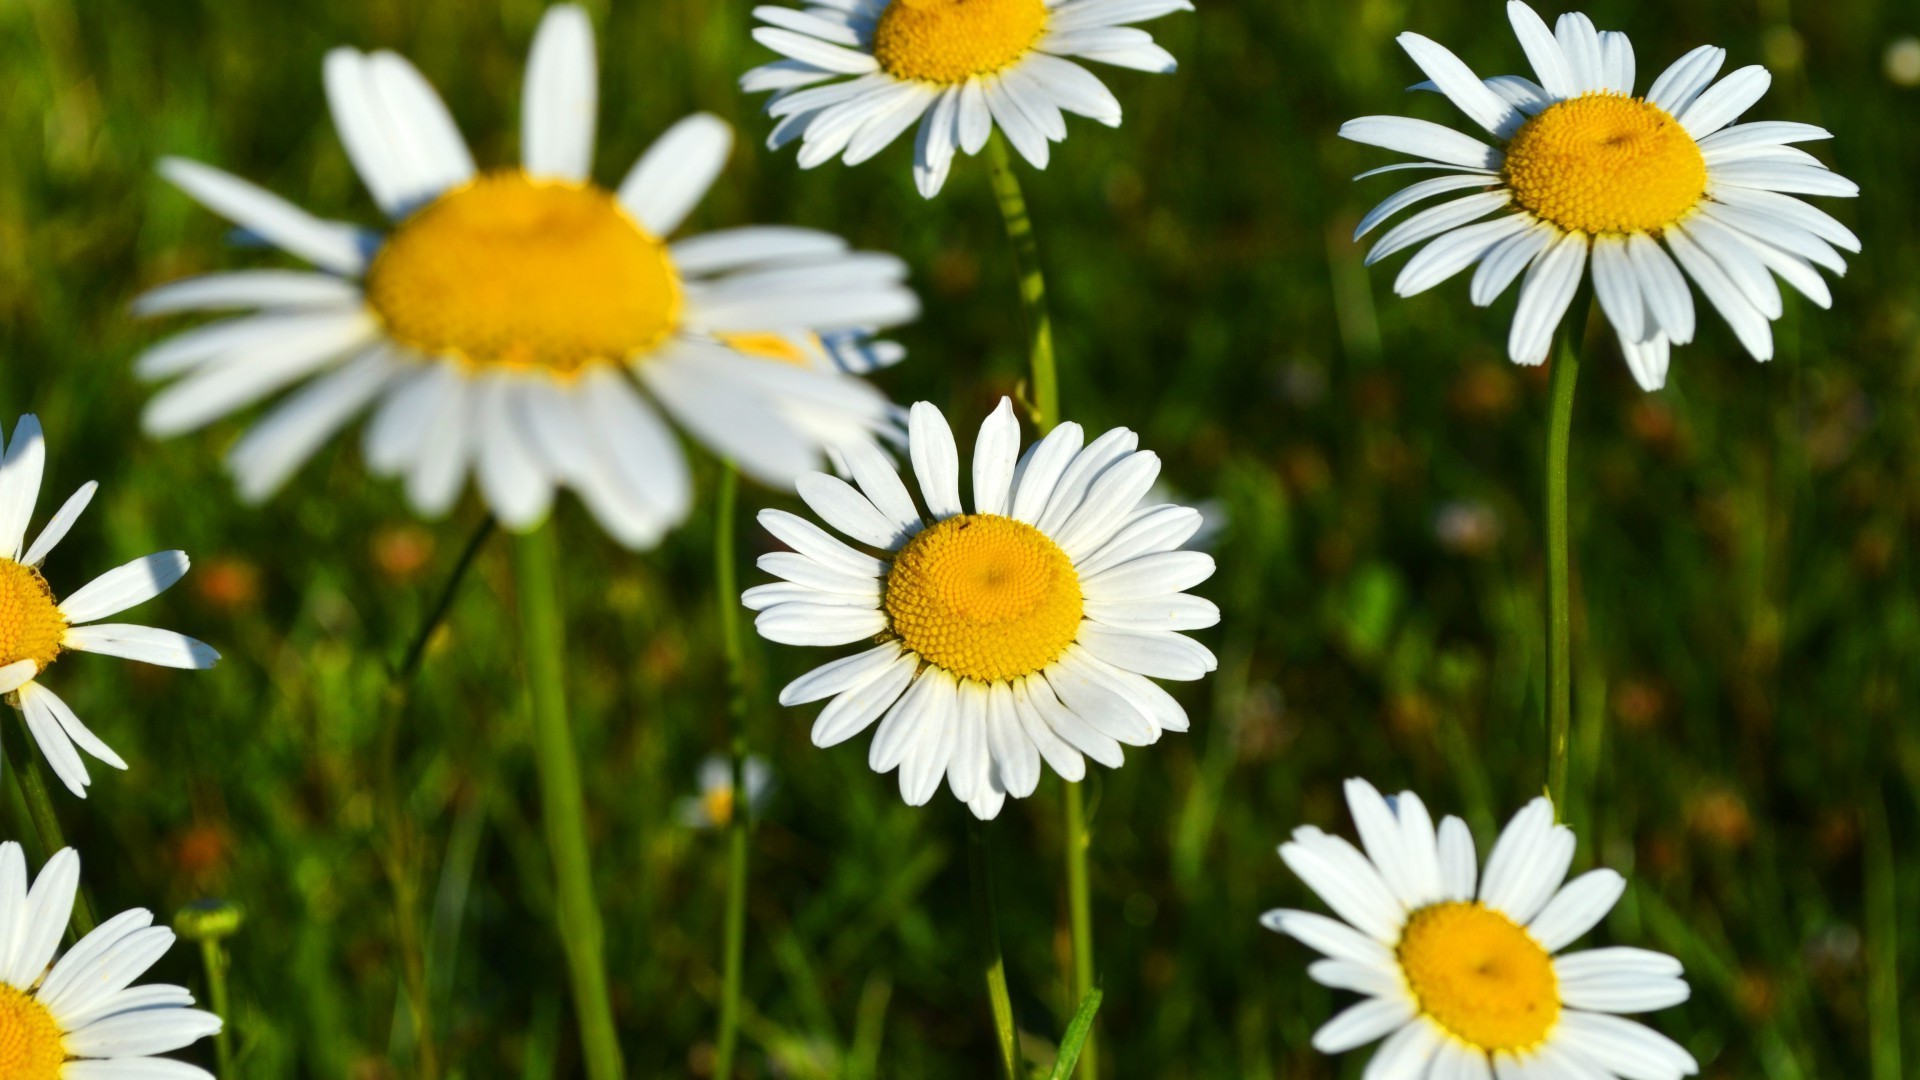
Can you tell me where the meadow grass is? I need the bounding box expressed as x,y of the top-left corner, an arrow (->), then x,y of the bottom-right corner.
2,0 -> 1918,1075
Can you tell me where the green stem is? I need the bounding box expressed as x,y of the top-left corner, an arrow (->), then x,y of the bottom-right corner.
201,937 -> 236,1077
511,525 -> 625,1080
988,129 -> 1096,1077
969,817 -> 1020,1079
986,134 -> 1059,431
713,463 -> 752,1079
4,720 -> 96,935
1543,300 -> 1586,817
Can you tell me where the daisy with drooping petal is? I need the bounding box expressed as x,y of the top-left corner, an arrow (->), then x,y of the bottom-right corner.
0,843 -> 224,1079
1345,1 -> 1858,389
741,0 -> 1190,197
746,398 -> 1218,819
140,4 -> 919,549
1262,780 -> 1699,1079
0,416 -> 218,798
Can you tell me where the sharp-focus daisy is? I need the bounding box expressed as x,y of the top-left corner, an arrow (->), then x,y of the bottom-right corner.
741,0 -> 1190,197
1262,780 -> 1699,1079
746,398 -> 1218,819
675,754 -> 775,828
140,4 -> 919,549
1345,1 -> 1859,389
0,416 -> 218,798
0,843 -> 224,1079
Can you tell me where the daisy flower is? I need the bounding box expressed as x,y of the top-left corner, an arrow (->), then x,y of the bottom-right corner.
1262,780 -> 1699,1079
741,0 -> 1191,197
0,843 -> 224,1079
1346,1 -> 1858,389
746,398 -> 1218,819
140,4 -> 919,549
675,754 -> 775,828
0,416 -> 218,798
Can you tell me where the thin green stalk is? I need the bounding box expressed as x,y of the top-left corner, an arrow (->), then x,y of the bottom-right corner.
986,134 -> 1059,431
200,936 -> 236,1077
987,130 -> 1098,1077
1543,298 -> 1587,816
968,817 -> 1020,1079
511,525 -> 625,1080
4,721 -> 95,935
713,463 -> 753,1079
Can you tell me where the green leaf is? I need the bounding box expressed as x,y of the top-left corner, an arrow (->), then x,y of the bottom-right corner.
1049,988 -> 1104,1080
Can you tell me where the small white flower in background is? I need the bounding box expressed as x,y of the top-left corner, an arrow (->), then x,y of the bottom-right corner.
746,398 -> 1218,820
141,4 -> 918,549
1432,499 -> 1501,556
676,755 -> 775,828
741,0 -> 1191,197
1346,2 -> 1858,390
1263,780 -> 1699,1079
1886,36 -> 1920,87
0,416 -> 218,798
0,843 -> 224,1079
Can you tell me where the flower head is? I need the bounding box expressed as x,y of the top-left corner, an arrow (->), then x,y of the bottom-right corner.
1344,2 -> 1858,389
0,843 -> 224,1079
676,755 -> 775,828
747,398 -> 1217,819
1263,780 -> 1698,1078
0,416 -> 218,798
742,0 -> 1190,197
141,4 -> 919,548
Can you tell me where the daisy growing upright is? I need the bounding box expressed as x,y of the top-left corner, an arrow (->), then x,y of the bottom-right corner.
0,416 -> 217,798
141,4 -> 917,548
1346,1 -> 1857,390
747,398 -> 1218,819
741,0 -> 1191,196
1263,781 -> 1699,1079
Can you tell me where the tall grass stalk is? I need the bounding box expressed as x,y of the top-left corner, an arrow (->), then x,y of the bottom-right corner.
713,462 -> 754,1079
968,817 -> 1020,1079
1544,295 -> 1589,816
511,524 -> 625,1080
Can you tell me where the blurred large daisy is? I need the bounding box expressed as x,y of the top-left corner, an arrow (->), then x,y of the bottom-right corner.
0,416 -> 218,798
141,4 -> 918,548
742,0 -> 1190,197
746,398 -> 1217,819
1263,780 -> 1699,1079
1346,1 -> 1858,389
0,843 -> 224,1078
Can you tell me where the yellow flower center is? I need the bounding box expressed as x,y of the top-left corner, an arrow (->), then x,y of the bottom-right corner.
0,984 -> 65,1080
884,514 -> 1082,683
1397,901 -> 1561,1052
0,560 -> 66,672
872,0 -> 1049,85
365,170 -> 681,374
718,332 -> 814,366
1503,93 -> 1707,236
701,784 -> 737,826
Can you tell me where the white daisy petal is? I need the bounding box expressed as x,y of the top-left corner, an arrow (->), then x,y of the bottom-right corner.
1396,33 -> 1524,137
1676,65 -> 1770,139
1340,116 -> 1503,170
1009,676 -> 1092,778
131,271 -> 360,317
62,626 -> 219,671
18,683 -> 97,796
1506,230 -> 1586,366
1355,174 -> 1505,242
797,473 -> 906,548
1366,191 -> 1513,266
983,681 -> 1042,798
522,4 -> 598,181
1553,12 -> 1604,95
1082,593 -> 1219,632
1312,995 -> 1415,1055
1588,235 -> 1646,345
0,659 -> 36,695
157,158 -> 372,275
1550,1012 -> 1699,1078
759,508 -> 888,578
0,415 -> 46,560
142,312 -> 380,437
1471,221 -> 1556,307
1527,869 -> 1625,951
1437,815 -> 1478,901
810,651 -> 918,747
1073,504 -> 1203,577
1080,550 -> 1215,601
227,349 -> 396,502
907,402 -> 965,519
1505,1 -> 1579,100
1553,947 -> 1684,982
755,602 -> 888,646
1646,44 -> 1726,116
753,27 -> 882,74
617,113 -> 734,236
1280,827 -> 1406,943
1664,226 -> 1773,360
58,552 -> 190,626
957,78 -> 994,155
1363,1016 -> 1443,1080
1625,232 -> 1696,344
1009,421 -> 1085,523
970,398 -> 1022,517
1394,214 -> 1532,297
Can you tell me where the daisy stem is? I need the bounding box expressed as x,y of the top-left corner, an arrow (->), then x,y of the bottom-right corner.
2,721 -> 96,935
968,816 -> 1021,1079
987,130 -> 1100,1079
511,524 -> 626,1080
713,462 -> 753,1080
199,936 -> 236,1077
1544,299 -> 1586,818
986,135 -> 1060,431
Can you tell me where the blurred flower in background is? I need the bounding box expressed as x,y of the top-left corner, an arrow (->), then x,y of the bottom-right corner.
1885,36 -> 1920,86
676,754 -> 774,828
747,398 -> 1218,819
139,4 -> 918,549
742,0 -> 1191,196
1345,1 -> 1859,389
1432,498 -> 1502,556
0,415 -> 218,798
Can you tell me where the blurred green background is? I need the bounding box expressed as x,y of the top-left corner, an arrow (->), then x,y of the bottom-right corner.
4,0 -> 1919,1075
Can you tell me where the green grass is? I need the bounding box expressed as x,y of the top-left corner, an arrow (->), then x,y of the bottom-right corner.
3,0 -> 1919,1075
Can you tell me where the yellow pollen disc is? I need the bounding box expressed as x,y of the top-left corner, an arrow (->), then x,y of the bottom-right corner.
1397,902 -> 1561,1052
702,785 -> 737,826
0,560 -> 66,672
718,332 -> 815,366
1503,92 -> 1707,235
884,514 -> 1082,683
873,0 -> 1049,84
0,984 -> 65,1080
366,170 -> 681,374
